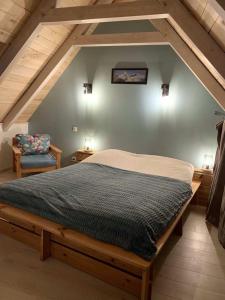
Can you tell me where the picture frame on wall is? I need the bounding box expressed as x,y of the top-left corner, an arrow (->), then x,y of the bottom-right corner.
111,68 -> 148,84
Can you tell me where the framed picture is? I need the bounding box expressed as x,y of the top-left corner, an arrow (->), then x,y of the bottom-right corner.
111,68 -> 148,84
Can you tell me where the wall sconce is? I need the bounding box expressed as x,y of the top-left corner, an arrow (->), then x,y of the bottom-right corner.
83,83 -> 92,94
161,83 -> 169,97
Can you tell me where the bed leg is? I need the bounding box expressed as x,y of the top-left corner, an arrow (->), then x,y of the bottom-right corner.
141,267 -> 152,300
174,216 -> 183,236
40,230 -> 51,261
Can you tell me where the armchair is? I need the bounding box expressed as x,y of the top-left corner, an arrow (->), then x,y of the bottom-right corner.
12,135 -> 62,178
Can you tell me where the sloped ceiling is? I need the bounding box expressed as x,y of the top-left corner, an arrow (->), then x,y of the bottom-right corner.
181,0 -> 225,50
0,0 -> 224,127
0,1 -> 38,44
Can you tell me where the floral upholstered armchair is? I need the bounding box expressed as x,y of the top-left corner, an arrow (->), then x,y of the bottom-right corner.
12,134 -> 62,178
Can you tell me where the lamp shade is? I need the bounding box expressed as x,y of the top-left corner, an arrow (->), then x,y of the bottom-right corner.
84,137 -> 93,151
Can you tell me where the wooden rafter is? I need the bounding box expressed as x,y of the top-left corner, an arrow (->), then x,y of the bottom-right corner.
72,32 -> 168,46
165,0 -> 225,89
42,1 -> 168,24
208,0 -> 225,20
0,0 -> 56,85
41,0 -> 225,89
151,19 -> 225,110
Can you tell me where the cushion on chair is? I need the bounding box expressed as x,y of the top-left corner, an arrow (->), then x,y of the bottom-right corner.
20,154 -> 56,169
16,134 -> 50,155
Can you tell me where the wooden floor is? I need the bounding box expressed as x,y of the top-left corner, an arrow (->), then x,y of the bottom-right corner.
0,170 -> 225,300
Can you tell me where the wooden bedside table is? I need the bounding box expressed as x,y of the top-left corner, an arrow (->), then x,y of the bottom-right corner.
193,168 -> 213,207
74,149 -> 95,162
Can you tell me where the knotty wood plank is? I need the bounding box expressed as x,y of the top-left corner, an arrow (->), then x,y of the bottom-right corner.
0,218 -> 39,250
51,242 -> 141,296
0,0 -> 56,84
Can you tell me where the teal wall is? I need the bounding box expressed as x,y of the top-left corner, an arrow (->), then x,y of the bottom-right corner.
29,23 -> 224,167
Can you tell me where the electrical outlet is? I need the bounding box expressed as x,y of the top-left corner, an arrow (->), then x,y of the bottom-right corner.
71,156 -> 76,162
72,126 -> 78,132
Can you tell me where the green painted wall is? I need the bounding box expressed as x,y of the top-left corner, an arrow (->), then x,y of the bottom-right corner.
29,23 -> 224,168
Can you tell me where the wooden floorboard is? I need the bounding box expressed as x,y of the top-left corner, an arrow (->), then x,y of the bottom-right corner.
0,171 -> 225,299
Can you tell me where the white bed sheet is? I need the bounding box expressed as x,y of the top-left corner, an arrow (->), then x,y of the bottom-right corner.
83,149 -> 194,185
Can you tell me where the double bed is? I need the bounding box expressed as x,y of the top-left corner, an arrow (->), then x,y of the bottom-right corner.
0,149 -> 201,300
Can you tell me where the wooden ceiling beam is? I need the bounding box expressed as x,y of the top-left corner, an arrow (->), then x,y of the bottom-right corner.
42,1 -> 168,25
165,0 -> 225,89
72,32 -> 168,47
0,0 -> 56,85
151,19 -> 225,111
42,0 -> 225,89
208,0 -> 225,20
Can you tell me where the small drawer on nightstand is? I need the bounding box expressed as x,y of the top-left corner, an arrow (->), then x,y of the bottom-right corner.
193,168 -> 213,207
74,150 -> 95,162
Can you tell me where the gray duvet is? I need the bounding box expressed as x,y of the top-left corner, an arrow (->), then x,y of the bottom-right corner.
0,163 -> 192,259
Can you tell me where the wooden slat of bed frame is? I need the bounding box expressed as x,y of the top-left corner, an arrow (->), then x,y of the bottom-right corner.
156,180 -> 201,254
0,179 -> 201,300
0,202 -> 150,273
0,218 -> 141,296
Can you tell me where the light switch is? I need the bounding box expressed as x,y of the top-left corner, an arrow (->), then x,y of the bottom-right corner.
72,126 -> 78,132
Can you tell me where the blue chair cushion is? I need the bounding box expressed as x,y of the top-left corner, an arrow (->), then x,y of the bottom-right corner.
21,154 -> 56,169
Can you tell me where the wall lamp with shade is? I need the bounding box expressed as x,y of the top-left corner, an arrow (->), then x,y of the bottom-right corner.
161,83 -> 169,97
83,83 -> 92,94
214,110 -> 225,118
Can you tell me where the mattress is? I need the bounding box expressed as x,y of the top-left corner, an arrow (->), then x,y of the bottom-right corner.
83,149 -> 194,185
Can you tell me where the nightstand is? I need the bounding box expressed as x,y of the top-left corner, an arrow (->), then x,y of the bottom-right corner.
74,149 -> 95,162
193,168 -> 213,206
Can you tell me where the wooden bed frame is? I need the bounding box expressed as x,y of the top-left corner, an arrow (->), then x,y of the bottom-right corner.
0,180 -> 201,300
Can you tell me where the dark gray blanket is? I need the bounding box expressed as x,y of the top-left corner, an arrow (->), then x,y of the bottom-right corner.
0,163 -> 192,259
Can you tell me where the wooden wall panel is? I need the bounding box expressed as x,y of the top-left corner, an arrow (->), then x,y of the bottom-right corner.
0,0 -> 38,43
0,23 -> 74,123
